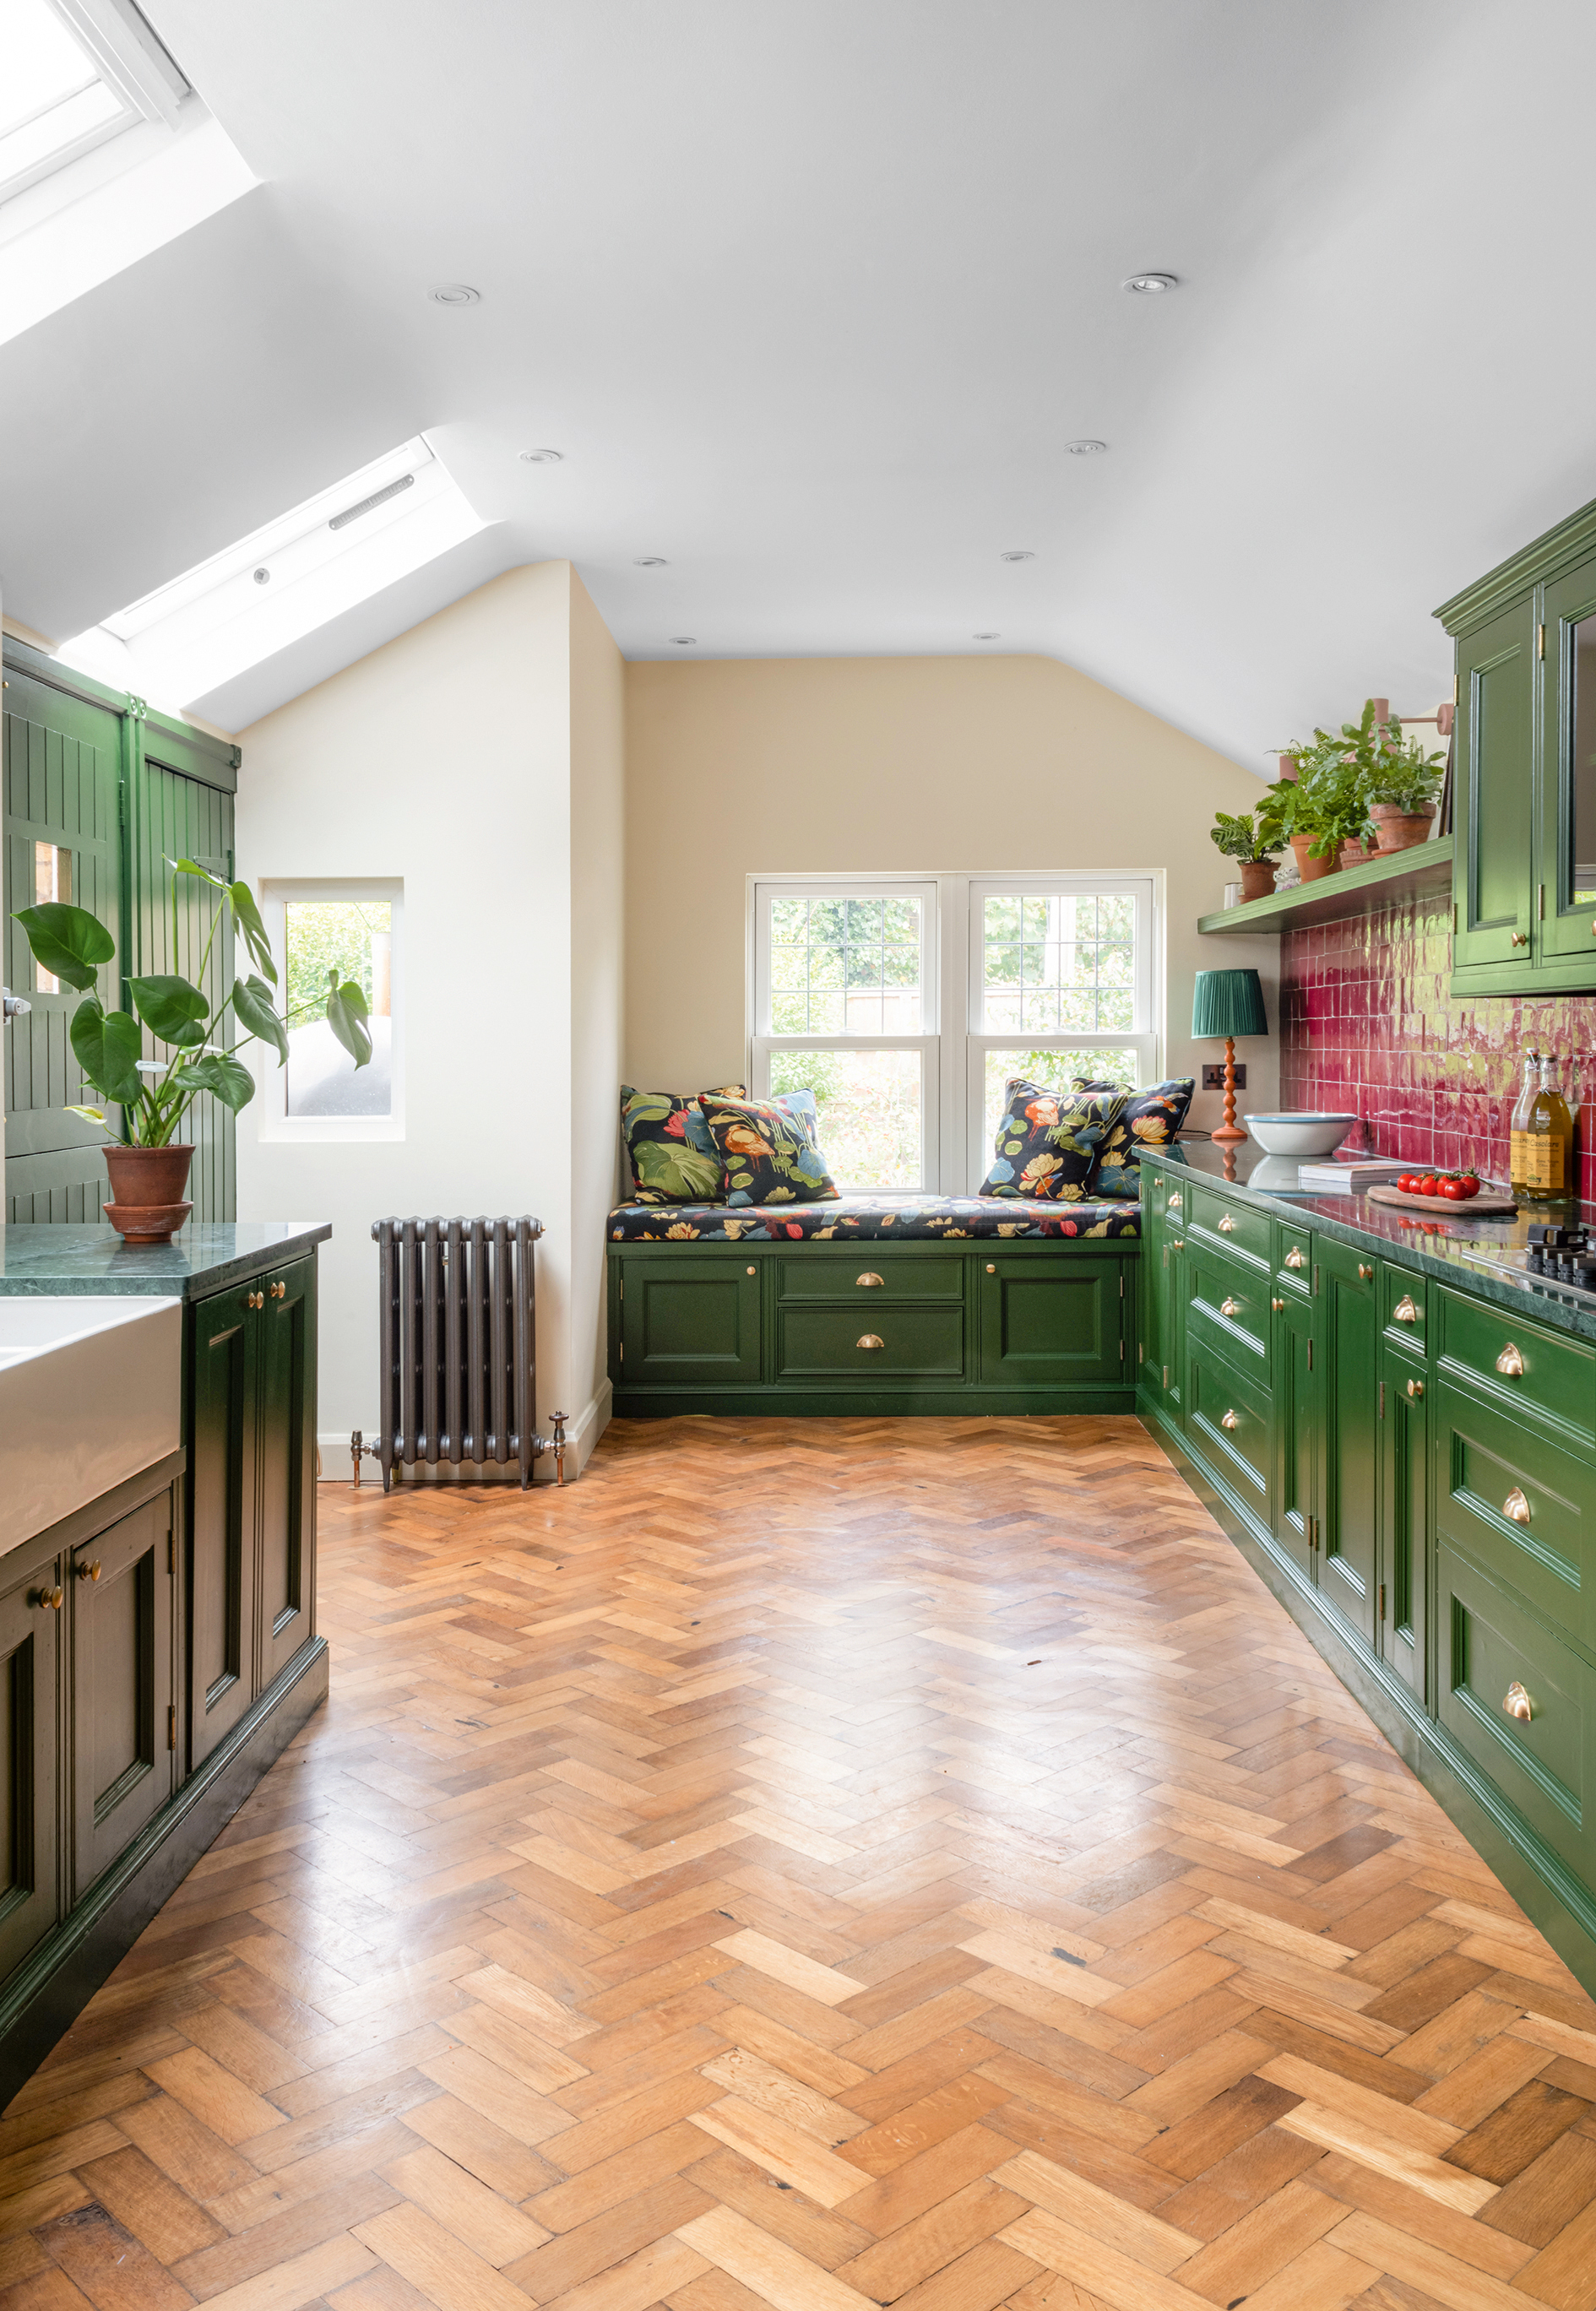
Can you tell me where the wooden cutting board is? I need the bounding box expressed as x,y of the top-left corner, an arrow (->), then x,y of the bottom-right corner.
1365,1183 -> 1518,1216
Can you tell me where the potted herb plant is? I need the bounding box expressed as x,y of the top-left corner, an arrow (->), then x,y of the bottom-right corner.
1262,760 -> 1337,882
1363,730 -> 1446,851
14,860 -> 371,1242
1208,807 -> 1282,902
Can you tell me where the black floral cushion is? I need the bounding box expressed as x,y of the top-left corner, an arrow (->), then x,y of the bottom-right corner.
700,1090 -> 840,1207
978,1080 -> 1126,1200
1072,1077 -> 1195,1196
619,1082 -> 746,1204
608,1196 -> 1140,1240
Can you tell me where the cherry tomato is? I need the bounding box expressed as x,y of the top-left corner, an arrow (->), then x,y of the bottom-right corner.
1397,1173 -> 1418,1194
1419,1174 -> 1440,1196
1439,1177 -> 1468,1200
1454,1173 -> 1480,1197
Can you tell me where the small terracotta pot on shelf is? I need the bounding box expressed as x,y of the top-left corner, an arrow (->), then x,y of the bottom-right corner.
101,1144 -> 194,1244
1338,836 -> 1378,871
1289,833 -> 1334,883
1369,803 -> 1436,854
1239,858 -> 1278,902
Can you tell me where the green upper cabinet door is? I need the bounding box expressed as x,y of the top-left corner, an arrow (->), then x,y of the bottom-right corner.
1539,550 -> 1596,962
1316,1238 -> 1380,1649
1452,596 -> 1535,978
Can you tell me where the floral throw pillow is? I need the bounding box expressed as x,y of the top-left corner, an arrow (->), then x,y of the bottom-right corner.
978,1080 -> 1126,1200
1072,1077 -> 1196,1197
700,1090 -> 840,1207
620,1083 -> 746,1204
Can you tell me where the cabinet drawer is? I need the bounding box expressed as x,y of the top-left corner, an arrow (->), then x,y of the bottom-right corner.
777,1254 -> 963,1302
1438,1543 -> 1595,1890
1436,1289 -> 1596,1448
1188,1183 -> 1272,1272
1434,1386 -> 1595,1657
778,1305 -> 964,1380
1276,1223 -> 1313,1292
1186,1333 -> 1273,1513
1186,1247 -> 1271,1369
1381,1266 -> 1426,1359
1159,1180 -> 1191,1223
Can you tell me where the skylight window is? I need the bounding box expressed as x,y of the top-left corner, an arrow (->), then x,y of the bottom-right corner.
58,437 -> 491,709
0,0 -> 185,203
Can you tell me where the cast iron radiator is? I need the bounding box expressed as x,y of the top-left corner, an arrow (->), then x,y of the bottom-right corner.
353,1216 -> 566,1490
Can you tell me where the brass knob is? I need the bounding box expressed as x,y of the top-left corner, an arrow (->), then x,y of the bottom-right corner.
985,1262 -> 996,1273
35,1588 -> 62,1612
856,1334 -> 884,1351
746,1265 -> 756,1275
247,1288 -> 264,1310
1170,1237 -> 1184,1250
1220,1296 -> 1241,1317
1217,1214 -> 1235,1233
1271,1297 -> 1284,1311
856,1272 -> 885,1288
1392,1296 -> 1420,1324
1407,1379 -> 1423,1400
1502,1680 -> 1534,1722
1358,1262 -> 1373,1282
1511,930 -> 1530,947
1496,1342 -> 1526,1376
1504,1487 -> 1531,1526
1220,1408 -> 1239,1431
1168,1193 -> 1182,1211
77,1560 -> 101,1582
1284,1248 -> 1306,1271
271,1280 -> 286,1299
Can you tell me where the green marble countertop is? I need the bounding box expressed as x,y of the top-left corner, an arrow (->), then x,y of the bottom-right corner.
1141,1142 -> 1596,1343
0,1222 -> 331,1300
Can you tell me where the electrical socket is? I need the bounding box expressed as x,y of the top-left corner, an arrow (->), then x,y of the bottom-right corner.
1202,1063 -> 1246,1089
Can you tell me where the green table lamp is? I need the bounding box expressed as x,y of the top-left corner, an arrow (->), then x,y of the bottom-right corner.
1192,967 -> 1268,1147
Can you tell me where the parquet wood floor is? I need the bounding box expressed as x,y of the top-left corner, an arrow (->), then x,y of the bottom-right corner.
8,1413 -> 1596,2311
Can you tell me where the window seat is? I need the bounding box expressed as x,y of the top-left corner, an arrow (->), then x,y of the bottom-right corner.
608,1193 -> 1139,1242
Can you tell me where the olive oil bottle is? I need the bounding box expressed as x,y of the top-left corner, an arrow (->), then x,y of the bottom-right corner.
1540,1051 -> 1576,1198
1510,1047 -> 1572,1201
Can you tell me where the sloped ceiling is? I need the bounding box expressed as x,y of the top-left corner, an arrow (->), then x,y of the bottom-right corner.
3,0 -> 1593,762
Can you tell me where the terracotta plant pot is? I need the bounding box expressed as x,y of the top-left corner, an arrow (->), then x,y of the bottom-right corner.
1369,803 -> 1436,854
1338,836 -> 1377,871
1289,833 -> 1334,883
101,1144 -> 194,1245
1239,858 -> 1278,903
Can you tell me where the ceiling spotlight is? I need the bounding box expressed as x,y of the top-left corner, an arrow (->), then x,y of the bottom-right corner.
1121,272 -> 1177,295
430,283 -> 480,306
518,447 -> 563,464
974,632 -> 1001,641
252,567 -> 270,586
1067,439 -> 1108,455
1000,550 -> 1034,563
634,556 -> 669,567
669,636 -> 697,646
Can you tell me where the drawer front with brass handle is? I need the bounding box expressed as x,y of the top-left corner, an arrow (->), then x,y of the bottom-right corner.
778,1305 -> 964,1380
1381,1268 -> 1426,1359
1433,1383 -> 1593,1652
1436,1288 -> 1596,1448
1186,1248 -> 1271,1364
776,1254 -> 964,1303
1189,1183 -> 1272,1272
1436,1542 -> 1596,1891
1185,1334 -> 1271,1507
1277,1225 -> 1313,1288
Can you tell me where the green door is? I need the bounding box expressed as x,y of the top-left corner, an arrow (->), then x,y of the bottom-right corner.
1273,1288 -> 1319,1581
1378,1345 -> 1428,1701
1539,551 -> 1596,961
1452,597 -> 1536,974
979,1255 -> 1124,1387
189,1282 -> 254,1767
0,1549 -> 62,1981
258,1259 -> 316,1687
619,1258 -> 763,1388
71,1491 -> 176,1892
3,664 -> 122,1224
1317,1238 -> 1379,1647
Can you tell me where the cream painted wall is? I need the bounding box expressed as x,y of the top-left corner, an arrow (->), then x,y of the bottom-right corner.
568,573 -> 626,1427
624,655 -> 1278,1142
235,561 -> 621,1477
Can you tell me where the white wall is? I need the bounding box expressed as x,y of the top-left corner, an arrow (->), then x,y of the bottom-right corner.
235,561 -> 622,1478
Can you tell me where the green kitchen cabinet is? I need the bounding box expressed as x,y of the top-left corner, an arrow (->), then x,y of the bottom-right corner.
1315,1238 -> 1380,1648
1451,598 -> 1536,979
70,1492 -> 176,1891
0,1545 -> 62,1983
1378,1343 -> 1428,1701
1539,547 -> 1596,961
616,1257 -> 763,1390
1184,1327 -> 1272,1523
1138,1191 -> 1164,1391
1273,1287 -> 1320,1583
978,1255 -> 1124,1387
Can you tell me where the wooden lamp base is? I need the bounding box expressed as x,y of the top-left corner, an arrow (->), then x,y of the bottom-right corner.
1210,1036 -> 1247,1146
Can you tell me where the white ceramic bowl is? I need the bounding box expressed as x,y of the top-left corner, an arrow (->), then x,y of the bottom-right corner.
1245,1112 -> 1359,1158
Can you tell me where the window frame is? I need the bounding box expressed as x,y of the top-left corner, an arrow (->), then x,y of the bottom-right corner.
1,0 -> 187,207
253,877 -> 404,1145
747,871 -> 1163,1196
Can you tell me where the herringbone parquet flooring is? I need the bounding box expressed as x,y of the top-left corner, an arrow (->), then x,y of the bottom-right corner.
7,1415 -> 1596,2311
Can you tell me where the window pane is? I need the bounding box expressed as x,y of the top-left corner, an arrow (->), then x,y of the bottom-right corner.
980,892 -> 1138,1033
768,895 -> 922,1032
769,1048 -> 921,1191
31,840 -> 70,993
285,900 -> 392,1117
981,1046 -> 1140,1153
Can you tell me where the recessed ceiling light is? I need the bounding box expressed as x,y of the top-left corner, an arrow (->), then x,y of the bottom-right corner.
518,447 -> 562,464
973,632 -> 1001,641
1000,550 -> 1034,563
670,636 -> 697,646
634,556 -> 669,567
430,283 -> 480,306
1067,439 -> 1108,455
1122,272 -> 1177,295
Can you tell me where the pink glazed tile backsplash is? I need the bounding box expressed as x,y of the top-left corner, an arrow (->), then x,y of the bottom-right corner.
1279,887 -> 1596,1202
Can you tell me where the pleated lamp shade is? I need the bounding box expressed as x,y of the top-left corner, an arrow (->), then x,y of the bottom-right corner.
1191,968 -> 1268,1041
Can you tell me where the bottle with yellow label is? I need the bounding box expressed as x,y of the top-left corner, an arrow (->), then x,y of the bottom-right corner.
1510,1048 -> 1566,1201
1540,1052 -> 1576,1197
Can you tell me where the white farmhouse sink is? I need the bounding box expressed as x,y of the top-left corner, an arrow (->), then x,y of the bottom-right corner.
0,1297 -> 182,1559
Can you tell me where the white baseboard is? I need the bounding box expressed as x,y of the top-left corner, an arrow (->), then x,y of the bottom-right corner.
317,1381 -> 611,1486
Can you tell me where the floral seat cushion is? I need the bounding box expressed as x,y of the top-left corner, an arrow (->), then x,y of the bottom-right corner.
609,1195 -> 1139,1241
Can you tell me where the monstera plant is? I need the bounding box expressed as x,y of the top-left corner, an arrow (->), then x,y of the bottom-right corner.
14,859 -> 371,1239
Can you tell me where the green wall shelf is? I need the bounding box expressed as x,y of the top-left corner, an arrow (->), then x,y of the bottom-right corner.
1197,835 -> 1453,936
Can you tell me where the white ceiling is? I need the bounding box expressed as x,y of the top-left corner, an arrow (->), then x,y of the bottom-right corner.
3,0 -> 1596,762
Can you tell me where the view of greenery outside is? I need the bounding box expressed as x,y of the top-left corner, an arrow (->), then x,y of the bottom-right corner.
982,1046 -> 1141,1147
284,901 -> 390,1025
768,1048 -> 921,1191
770,896 -> 921,1033
981,892 -> 1134,1032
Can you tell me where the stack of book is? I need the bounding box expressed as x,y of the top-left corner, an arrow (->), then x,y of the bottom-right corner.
1296,1158 -> 1411,1194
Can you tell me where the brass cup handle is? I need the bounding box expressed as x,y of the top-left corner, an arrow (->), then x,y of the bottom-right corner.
1503,1680 -> 1534,1722
1496,1343 -> 1526,1376
1220,1297 -> 1242,1317
1217,1214 -> 1236,1233
77,1560 -> 101,1582
1392,1296 -> 1420,1323
1284,1248 -> 1306,1271
1220,1408 -> 1240,1431
1511,930 -> 1530,947
856,1334 -> 884,1351
856,1272 -> 885,1288
1358,1262 -> 1373,1282
1504,1487 -> 1532,1526
1407,1379 -> 1423,1400
35,1588 -> 62,1612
